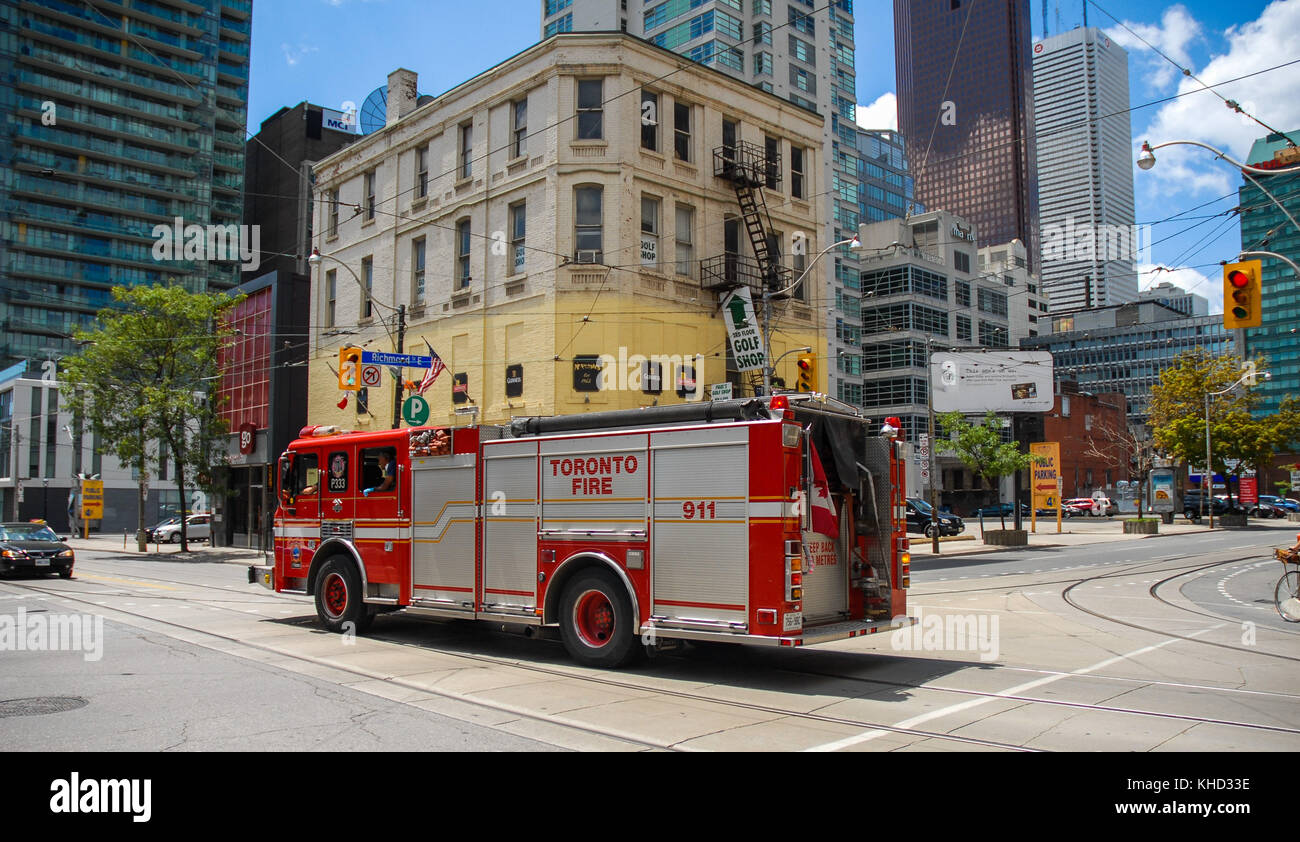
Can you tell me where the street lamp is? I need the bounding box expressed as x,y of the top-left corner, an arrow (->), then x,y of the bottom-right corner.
761,236 -> 861,394
1137,140 -> 1300,237
1203,368 -> 1270,529
309,247 -> 407,429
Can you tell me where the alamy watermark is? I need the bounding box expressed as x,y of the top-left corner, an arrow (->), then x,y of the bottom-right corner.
890,605 -> 999,662
152,216 -> 261,271
0,607 -> 104,662
595,347 -> 705,401
1041,217 -> 1152,265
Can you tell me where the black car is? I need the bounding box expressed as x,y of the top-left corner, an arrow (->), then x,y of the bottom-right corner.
906,498 -> 964,537
1182,491 -> 1241,518
0,522 -> 74,579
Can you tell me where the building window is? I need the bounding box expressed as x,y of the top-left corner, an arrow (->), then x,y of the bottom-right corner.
577,79 -> 603,140
675,204 -> 695,277
641,195 -> 660,269
545,0 -> 571,15
510,201 -> 526,274
416,147 -> 428,199
544,12 -> 573,36
364,171 -> 375,220
788,5 -> 815,34
412,239 -> 426,304
641,90 -> 659,151
328,189 -> 339,236
459,123 -> 473,179
753,0 -> 770,14
954,250 -> 970,273
753,21 -> 772,45
754,50 -> 773,75
790,146 -> 805,198
575,185 -> 603,260
790,35 -> 814,65
512,98 -> 528,158
956,280 -> 971,307
361,257 -> 373,318
674,101 -> 691,161
765,136 -> 779,189
456,220 -> 471,287
956,314 -> 971,341
325,270 -> 337,327
790,65 -> 816,94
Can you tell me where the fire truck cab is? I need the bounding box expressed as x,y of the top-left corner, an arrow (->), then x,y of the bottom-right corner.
251,394 -> 910,667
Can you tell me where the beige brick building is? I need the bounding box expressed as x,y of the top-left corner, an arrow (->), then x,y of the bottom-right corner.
308,33 -> 825,428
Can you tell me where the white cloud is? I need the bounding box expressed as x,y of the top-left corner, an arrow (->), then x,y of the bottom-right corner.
281,42 -> 319,67
1139,263 -> 1220,314
855,92 -> 897,131
1105,5 -> 1203,90
1131,0 -> 1300,198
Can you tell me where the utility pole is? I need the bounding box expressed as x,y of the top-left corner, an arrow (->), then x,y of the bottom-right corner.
390,304 -> 406,429
926,341 -> 939,553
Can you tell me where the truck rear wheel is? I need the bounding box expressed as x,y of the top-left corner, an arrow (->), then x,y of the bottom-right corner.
559,568 -> 639,669
315,557 -> 374,634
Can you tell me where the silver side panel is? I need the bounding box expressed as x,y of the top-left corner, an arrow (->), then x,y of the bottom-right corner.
539,434 -> 649,538
410,454 -> 477,610
482,439 -> 540,611
651,426 -> 749,626
800,497 -> 851,624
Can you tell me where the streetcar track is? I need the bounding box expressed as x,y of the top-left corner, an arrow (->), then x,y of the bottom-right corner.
3,577 -> 1037,753
1061,557 -> 1300,663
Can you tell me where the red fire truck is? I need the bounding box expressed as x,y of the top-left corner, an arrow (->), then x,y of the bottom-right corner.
251,394 -> 911,667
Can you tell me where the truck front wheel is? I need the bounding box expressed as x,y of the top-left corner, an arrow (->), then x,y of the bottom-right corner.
315,557 -> 374,634
559,568 -> 640,668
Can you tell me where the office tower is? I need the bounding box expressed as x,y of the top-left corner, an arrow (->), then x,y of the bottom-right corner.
1034,26 -> 1137,312
1138,281 -> 1208,317
0,0 -> 252,369
1240,131 -> 1300,416
894,0 -> 1040,268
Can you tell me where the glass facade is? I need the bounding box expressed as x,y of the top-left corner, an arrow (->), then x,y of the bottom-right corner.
1240,131 -> 1300,417
0,0 -> 251,369
893,0 -> 1040,268
1021,313 -> 1233,424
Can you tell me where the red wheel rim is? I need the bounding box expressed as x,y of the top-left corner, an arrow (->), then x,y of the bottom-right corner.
573,589 -> 615,648
323,572 -> 348,618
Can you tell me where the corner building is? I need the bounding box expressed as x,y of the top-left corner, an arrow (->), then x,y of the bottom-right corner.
307,33 -> 825,428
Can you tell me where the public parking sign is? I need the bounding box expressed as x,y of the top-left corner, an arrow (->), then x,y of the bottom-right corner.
81,479 -> 104,519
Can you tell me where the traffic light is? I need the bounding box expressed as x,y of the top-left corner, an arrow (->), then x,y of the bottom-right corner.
338,347 -> 361,391
1223,260 -> 1262,328
795,352 -> 817,392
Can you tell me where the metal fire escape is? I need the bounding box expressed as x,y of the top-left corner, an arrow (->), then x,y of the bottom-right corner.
703,141 -> 790,395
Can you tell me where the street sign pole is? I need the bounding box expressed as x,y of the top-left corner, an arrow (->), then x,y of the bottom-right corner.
391,304 -> 406,430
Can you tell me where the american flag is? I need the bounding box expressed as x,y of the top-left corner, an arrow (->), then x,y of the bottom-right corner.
418,341 -> 445,395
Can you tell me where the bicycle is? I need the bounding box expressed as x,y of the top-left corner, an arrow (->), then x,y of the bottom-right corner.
1272,546 -> 1300,622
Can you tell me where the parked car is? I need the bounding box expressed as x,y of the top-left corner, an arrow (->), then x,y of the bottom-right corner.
971,502 -> 1029,519
152,513 -> 211,543
1244,500 -> 1285,518
1090,496 -> 1119,517
1258,495 -> 1299,513
0,522 -> 74,579
145,516 -> 181,542
1036,503 -> 1083,518
1182,491 -> 1234,518
906,498 -> 965,537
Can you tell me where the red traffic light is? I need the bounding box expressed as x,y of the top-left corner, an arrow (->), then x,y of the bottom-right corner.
1227,269 -> 1251,288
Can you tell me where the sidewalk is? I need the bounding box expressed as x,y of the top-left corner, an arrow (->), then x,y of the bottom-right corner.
64,532 -> 268,565
908,514 -> 1299,558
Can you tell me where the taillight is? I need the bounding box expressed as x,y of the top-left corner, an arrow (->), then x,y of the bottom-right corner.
786,549 -> 803,602
782,423 -> 800,447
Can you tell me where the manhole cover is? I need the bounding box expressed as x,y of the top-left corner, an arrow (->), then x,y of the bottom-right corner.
0,696 -> 88,718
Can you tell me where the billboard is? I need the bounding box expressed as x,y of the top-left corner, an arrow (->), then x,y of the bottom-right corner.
931,351 -> 1054,413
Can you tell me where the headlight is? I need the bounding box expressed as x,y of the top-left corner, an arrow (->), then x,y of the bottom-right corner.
58,549 -> 74,559
2,549 -> 25,559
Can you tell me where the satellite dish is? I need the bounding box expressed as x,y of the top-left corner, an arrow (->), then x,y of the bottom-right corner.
359,86 -> 387,135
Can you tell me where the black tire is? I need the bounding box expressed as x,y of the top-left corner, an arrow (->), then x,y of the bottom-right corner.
58,569 -> 72,579
314,556 -> 374,634
558,567 -> 640,668
924,524 -> 939,538
169,532 -> 181,543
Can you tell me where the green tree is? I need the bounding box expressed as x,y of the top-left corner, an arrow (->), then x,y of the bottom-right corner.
939,411 -> 1041,529
60,285 -> 240,550
1149,350 -> 1298,505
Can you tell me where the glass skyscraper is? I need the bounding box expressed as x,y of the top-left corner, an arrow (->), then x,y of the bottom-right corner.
894,0 -> 1039,268
0,0 -> 251,369
1240,130 -> 1300,416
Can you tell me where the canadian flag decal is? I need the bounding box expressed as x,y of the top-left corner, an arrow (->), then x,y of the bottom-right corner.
809,440 -> 839,538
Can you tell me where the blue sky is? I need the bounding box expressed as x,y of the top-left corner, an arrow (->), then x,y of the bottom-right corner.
249,0 -> 1300,313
